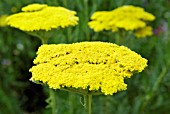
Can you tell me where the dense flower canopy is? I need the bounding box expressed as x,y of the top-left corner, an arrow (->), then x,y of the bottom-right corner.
30,42 -> 147,95
6,3 -> 79,31
88,5 -> 155,38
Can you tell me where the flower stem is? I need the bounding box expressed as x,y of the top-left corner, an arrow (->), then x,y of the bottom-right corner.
83,0 -> 90,41
50,89 -> 57,114
84,94 -> 92,114
41,39 -> 47,44
41,39 -> 56,114
115,30 -> 125,45
141,66 -> 167,111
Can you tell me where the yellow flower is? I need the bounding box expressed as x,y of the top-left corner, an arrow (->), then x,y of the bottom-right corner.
6,4 -> 79,31
30,42 -> 147,95
135,26 -> 153,38
89,5 -> 155,32
0,15 -> 8,27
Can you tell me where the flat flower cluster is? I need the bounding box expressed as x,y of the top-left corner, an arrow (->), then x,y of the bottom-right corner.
6,3 -> 79,31
0,15 -> 8,27
30,42 -> 147,95
88,5 -> 155,38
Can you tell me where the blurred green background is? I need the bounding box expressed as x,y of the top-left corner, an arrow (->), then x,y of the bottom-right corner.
0,0 -> 170,114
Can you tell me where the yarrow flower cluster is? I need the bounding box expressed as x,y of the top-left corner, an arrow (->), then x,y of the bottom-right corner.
0,15 -> 8,27
6,3 -> 79,31
88,5 -> 155,38
29,42 -> 147,95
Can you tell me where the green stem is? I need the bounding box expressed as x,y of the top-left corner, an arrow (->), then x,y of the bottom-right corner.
115,33 -> 120,44
41,39 -> 57,114
115,30 -> 126,45
67,27 -> 72,43
141,66 -> 167,111
84,94 -> 92,114
68,93 -> 74,114
84,0 -> 90,41
115,31 -> 122,45
50,89 -> 57,114
41,38 -> 48,44
152,67 -> 167,93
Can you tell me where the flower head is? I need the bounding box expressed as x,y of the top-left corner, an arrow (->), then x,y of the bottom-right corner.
30,42 -> 147,95
6,3 -> 79,31
88,5 -> 155,37
0,15 -> 8,27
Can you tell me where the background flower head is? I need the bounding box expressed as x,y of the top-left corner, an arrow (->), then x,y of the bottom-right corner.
0,15 -> 8,27
30,42 -> 147,95
88,5 -> 155,38
6,3 -> 79,31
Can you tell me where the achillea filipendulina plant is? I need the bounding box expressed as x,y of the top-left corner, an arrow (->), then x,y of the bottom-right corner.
6,3 -> 79,43
30,41 -> 147,114
88,5 -> 155,38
